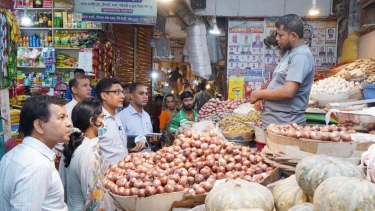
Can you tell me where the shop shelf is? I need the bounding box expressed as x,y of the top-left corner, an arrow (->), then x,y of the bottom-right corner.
55,47 -> 80,50
14,8 -> 52,10
20,27 -> 53,30
17,66 -> 45,68
53,28 -> 101,30
17,47 -> 44,49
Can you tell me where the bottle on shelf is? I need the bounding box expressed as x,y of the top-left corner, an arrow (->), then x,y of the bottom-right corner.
38,12 -> 43,27
43,12 -> 48,27
54,30 -> 60,47
47,30 -> 52,46
47,12 -> 52,27
40,32 -> 45,47
26,36 -> 29,47
33,11 -> 39,27
22,36 -> 26,47
34,0 -> 42,8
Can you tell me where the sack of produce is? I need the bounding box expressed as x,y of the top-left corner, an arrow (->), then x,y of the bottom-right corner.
341,31 -> 359,63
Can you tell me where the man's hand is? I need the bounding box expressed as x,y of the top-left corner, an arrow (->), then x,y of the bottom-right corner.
254,99 -> 264,111
130,141 -> 146,152
149,135 -> 159,144
250,91 -> 259,104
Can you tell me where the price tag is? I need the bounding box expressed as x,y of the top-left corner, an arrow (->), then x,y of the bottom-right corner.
73,13 -> 82,21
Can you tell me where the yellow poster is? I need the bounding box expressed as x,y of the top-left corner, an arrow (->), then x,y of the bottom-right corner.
228,76 -> 244,99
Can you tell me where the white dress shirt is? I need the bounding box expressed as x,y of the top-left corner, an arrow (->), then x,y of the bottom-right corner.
99,107 -> 128,164
65,97 -> 78,123
0,137 -> 67,211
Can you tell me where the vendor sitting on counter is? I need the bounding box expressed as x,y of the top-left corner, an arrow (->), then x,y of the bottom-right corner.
250,14 -> 314,129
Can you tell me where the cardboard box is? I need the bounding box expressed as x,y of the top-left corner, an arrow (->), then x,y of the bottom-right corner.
110,168 -> 281,211
111,191 -> 186,211
267,132 -> 358,158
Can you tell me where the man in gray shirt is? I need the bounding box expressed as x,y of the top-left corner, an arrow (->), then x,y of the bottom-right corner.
250,14 -> 314,129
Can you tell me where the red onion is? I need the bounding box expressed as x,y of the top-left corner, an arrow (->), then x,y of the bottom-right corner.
156,186 -> 165,194
164,184 -> 175,193
195,174 -> 205,183
145,186 -> 156,196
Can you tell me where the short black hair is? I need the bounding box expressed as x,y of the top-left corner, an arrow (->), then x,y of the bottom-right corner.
328,28 -> 334,32
155,95 -> 163,101
68,76 -> 89,91
20,95 -> 67,137
180,91 -> 194,101
122,84 -> 130,91
74,69 -> 85,76
198,80 -> 207,91
275,14 -> 304,38
129,82 -> 145,94
96,78 -> 122,102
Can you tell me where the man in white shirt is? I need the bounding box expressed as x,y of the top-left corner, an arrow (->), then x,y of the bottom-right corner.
65,76 -> 92,123
0,95 -> 71,210
96,78 -> 145,164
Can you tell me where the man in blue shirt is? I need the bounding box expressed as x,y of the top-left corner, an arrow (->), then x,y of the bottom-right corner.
65,69 -> 96,100
119,83 -> 159,153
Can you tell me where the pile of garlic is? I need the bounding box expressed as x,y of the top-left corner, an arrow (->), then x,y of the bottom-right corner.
310,77 -> 359,95
233,103 -> 255,115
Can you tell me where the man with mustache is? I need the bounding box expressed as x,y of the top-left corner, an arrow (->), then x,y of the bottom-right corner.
119,83 -> 159,152
250,14 -> 314,129
169,91 -> 198,136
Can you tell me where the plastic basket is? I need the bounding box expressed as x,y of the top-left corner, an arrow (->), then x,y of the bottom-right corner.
362,84 -> 375,100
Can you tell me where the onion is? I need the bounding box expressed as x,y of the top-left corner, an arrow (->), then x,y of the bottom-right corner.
160,176 -> 168,185
165,154 -> 174,162
196,149 -> 204,156
329,131 -> 341,142
138,189 -> 146,197
260,163 -> 268,171
153,179 -> 161,188
226,146 -> 233,154
174,139 -> 182,146
195,161 -> 204,171
116,178 -> 127,187
145,186 -> 156,196
156,186 -> 165,194
167,179 -> 176,186
234,155 -> 242,163
195,174 -> 205,183
294,131 -> 302,139
185,131 -> 192,138
205,158 -> 215,167
200,167 -> 211,178
234,163 -> 242,171
130,187 -> 138,196
133,180 -> 143,189
340,131 -> 352,142
202,181 -> 214,192
201,143 -> 209,150
217,166 -> 226,173
183,148 -> 191,157
194,140 -> 202,148
243,160 -> 251,168
302,130 -> 310,139
216,172 -> 224,179
181,143 -> 190,150
195,187 -> 206,195
226,163 -> 234,171
164,184 -> 175,193
175,184 -> 184,192
249,154 -> 256,164
170,174 -> 180,183
320,132 -> 330,141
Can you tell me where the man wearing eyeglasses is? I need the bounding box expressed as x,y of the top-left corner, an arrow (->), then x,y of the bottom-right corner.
96,78 -> 144,164
119,83 -> 159,153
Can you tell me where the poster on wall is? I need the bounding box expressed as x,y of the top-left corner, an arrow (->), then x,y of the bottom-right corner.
303,20 -> 337,70
227,17 -> 337,98
74,0 -> 157,24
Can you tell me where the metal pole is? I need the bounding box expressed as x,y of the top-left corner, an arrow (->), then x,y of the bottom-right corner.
133,26 -> 138,82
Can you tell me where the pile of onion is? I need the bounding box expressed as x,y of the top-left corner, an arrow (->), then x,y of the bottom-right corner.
267,123 -> 354,142
198,98 -> 248,120
103,130 -> 274,197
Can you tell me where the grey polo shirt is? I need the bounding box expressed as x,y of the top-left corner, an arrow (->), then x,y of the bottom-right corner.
262,45 -> 314,129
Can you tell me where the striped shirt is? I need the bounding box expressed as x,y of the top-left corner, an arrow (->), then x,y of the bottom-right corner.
0,136 -> 67,211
